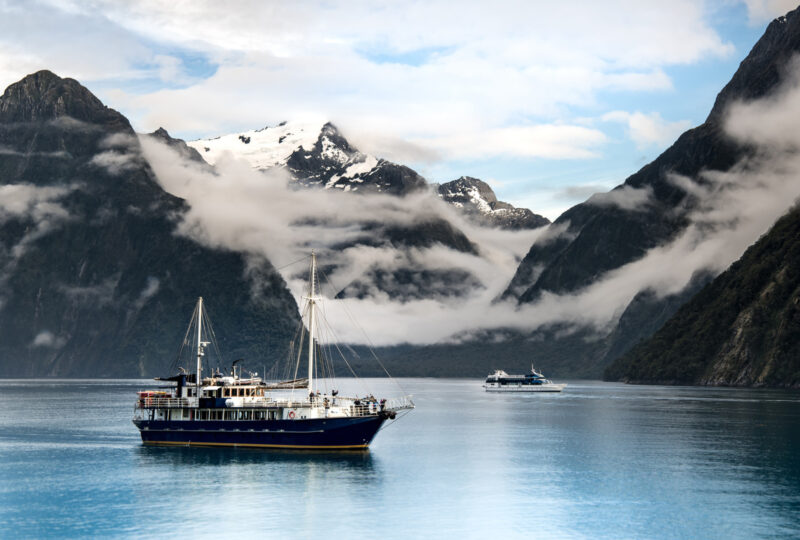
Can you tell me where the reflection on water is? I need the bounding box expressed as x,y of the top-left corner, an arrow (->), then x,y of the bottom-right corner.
135,444 -> 375,468
1,379 -> 799,539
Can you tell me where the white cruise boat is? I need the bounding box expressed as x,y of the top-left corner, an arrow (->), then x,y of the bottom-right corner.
484,366 -> 566,392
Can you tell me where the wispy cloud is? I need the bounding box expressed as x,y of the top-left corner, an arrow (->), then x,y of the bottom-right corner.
585,185 -> 654,211
603,110 -> 692,150
0,0 -> 737,164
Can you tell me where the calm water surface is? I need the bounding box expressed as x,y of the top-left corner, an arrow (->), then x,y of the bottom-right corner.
1,379 -> 799,539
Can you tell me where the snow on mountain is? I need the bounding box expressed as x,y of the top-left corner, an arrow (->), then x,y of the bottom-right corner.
436,176 -> 550,230
188,121 -> 426,196
187,120 -> 323,169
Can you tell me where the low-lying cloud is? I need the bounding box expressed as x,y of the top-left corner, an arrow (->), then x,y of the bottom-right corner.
140,135 -> 544,334
585,184 -> 654,211
139,59 -> 800,346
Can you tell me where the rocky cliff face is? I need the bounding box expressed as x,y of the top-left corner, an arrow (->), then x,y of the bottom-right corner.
286,122 -> 428,196
605,204 -> 800,388
463,8 -> 800,380
436,176 -> 549,230
0,70 -> 300,377
146,127 -> 208,165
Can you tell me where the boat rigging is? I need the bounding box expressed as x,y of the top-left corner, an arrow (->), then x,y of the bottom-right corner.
133,251 -> 414,449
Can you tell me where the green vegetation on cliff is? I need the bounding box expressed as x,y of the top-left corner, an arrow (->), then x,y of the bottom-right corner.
605,204 -> 800,387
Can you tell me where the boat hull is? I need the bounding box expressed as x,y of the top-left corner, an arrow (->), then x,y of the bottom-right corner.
133,415 -> 386,450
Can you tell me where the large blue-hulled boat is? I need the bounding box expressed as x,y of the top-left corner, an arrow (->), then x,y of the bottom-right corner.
133,252 -> 413,450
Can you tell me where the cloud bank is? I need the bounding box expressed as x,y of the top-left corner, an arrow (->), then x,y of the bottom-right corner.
0,0 -> 736,166
140,56 -> 800,346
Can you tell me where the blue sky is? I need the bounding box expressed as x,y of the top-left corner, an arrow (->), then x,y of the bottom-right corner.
0,0 -> 793,218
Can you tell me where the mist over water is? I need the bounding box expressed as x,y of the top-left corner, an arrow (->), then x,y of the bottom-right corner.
1,379 -> 799,538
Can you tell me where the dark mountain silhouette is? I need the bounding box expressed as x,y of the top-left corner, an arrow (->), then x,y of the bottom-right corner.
0,70 -> 299,377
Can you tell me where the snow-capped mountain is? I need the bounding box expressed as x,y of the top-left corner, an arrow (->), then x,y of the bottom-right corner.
187,120 -> 322,169
188,121 -> 427,196
437,176 -> 550,230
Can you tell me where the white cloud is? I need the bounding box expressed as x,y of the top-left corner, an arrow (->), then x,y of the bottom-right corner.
133,276 -> 160,310
742,0 -> 798,23
0,1 -> 735,163
31,330 -> 66,348
424,124 -> 608,160
725,58 -> 800,150
0,184 -> 71,222
603,110 -> 692,149
585,185 -> 654,211
0,184 -> 74,303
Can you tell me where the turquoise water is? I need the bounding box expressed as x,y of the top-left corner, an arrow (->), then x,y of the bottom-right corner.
1,379 -> 799,539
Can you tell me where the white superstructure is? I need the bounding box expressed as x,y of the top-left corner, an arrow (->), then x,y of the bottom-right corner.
483,367 -> 566,392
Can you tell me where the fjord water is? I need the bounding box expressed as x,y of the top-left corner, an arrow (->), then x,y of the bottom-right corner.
1,379 -> 799,539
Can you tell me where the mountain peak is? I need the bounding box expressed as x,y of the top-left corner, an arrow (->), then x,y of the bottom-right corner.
708,4 -> 800,122
146,127 -> 208,165
0,70 -> 130,130
442,176 -> 498,205
437,176 -> 549,230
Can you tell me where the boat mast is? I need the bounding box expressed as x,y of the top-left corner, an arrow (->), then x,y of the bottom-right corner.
196,296 -> 203,394
307,252 -> 317,397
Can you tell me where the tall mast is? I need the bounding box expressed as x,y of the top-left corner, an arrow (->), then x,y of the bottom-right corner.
196,296 -> 203,394
307,252 -> 316,397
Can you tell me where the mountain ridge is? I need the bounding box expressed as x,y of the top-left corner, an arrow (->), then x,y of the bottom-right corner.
502,7 -> 800,303
0,70 -> 301,377
436,176 -> 550,230
604,203 -> 800,388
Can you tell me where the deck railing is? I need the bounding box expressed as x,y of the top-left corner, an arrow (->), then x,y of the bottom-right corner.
136,397 -> 191,409
136,394 -> 415,414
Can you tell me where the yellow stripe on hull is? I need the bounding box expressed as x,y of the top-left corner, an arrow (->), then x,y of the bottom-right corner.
142,440 -> 369,450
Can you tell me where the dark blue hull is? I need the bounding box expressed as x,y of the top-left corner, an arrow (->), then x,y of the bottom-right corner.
133,415 -> 386,450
